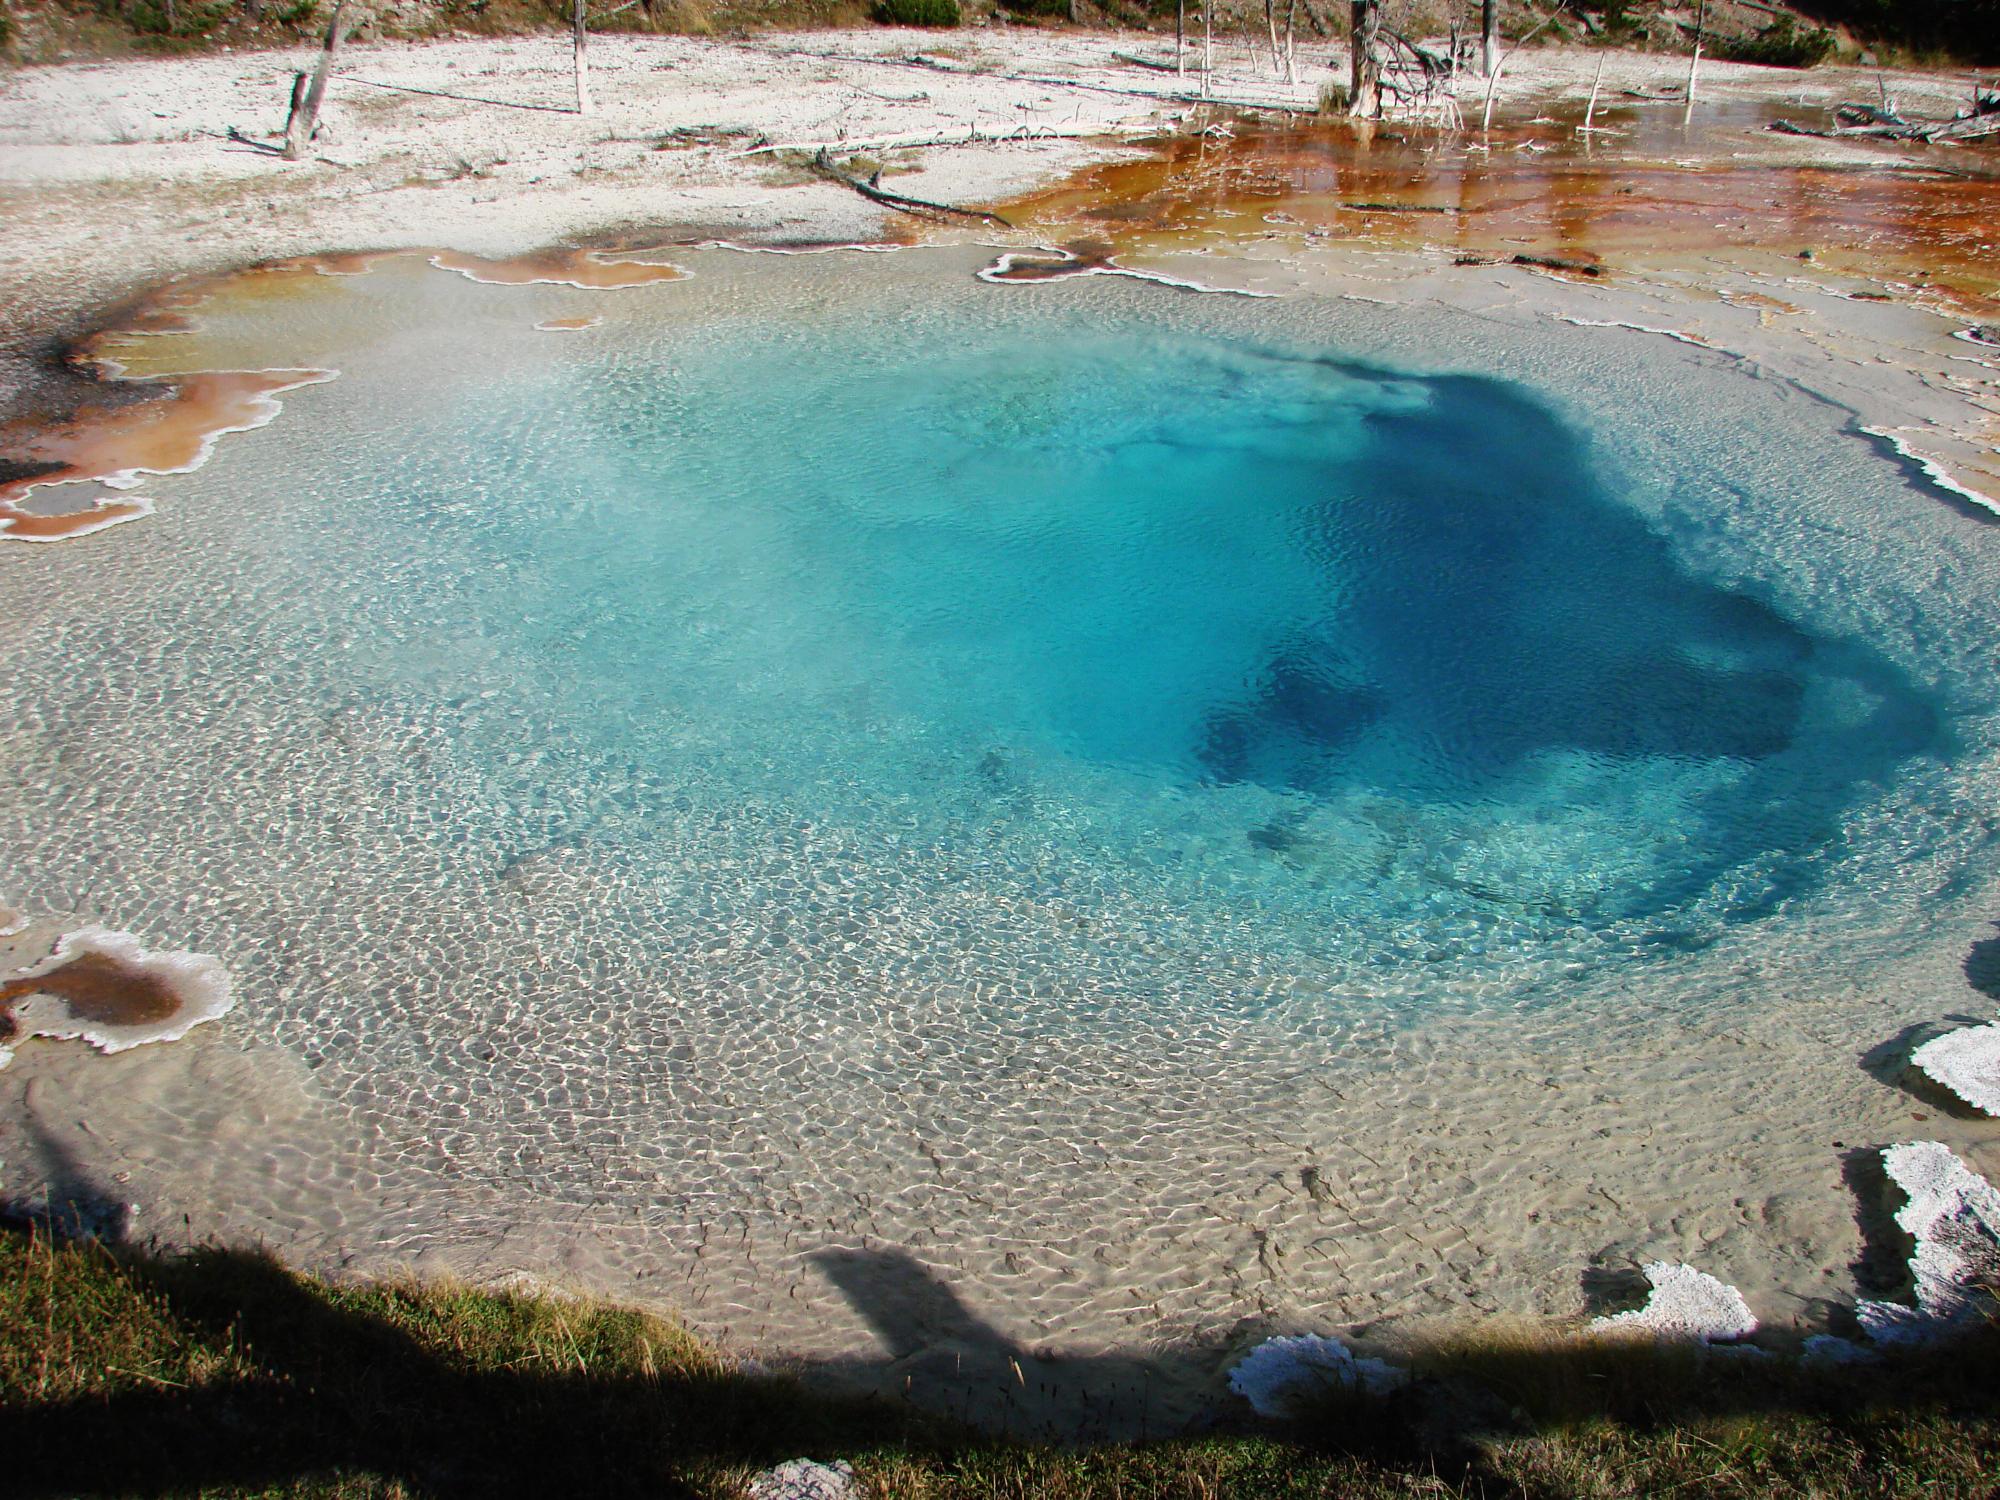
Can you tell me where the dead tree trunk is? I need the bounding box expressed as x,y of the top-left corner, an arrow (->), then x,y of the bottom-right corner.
1176,0 -> 1186,77
573,0 -> 593,116
1349,0 -> 1381,117
1683,0 -> 1706,122
1481,0 -> 1567,131
1202,0 -> 1213,96
1263,0 -> 1282,76
283,0 -> 350,161
1480,0 -> 1496,74
1282,0 -> 1298,83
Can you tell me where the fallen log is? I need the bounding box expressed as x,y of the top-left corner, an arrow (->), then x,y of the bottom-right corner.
806,148 -> 1014,228
1511,253 -> 1603,277
1112,50 -> 1180,73
1339,199 -> 1453,212
1770,109 -> 2000,144
735,121 -> 1163,158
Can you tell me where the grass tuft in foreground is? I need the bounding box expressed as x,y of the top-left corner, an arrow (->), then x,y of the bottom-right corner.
5,1223 -> 2000,1497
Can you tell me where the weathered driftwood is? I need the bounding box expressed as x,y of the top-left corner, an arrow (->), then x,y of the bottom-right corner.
1769,92 -> 2000,144
283,0 -> 351,161
806,148 -> 1014,228
1340,199 -> 1453,213
1458,252 -> 1603,277
1512,253 -> 1603,277
735,121 -> 1161,158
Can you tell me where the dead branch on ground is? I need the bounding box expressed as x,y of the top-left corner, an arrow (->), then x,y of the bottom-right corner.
806,148 -> 1015,228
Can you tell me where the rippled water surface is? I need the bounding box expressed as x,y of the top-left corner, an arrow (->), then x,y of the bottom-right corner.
4,246 -> 1998,1416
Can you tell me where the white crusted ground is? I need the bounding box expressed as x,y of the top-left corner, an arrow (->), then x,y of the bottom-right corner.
1,925 -> 234,1066
1587,1263 -> 1758,1344
1226,1334 -> 1407,1418
1911,1024 -> 2000,1117
746,1458 -> 857,1500
1857,1141 -> 2000,1347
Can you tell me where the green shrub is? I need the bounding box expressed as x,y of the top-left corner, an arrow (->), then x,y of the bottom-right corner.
872,0 -> 960,23
98,0 -> 233,38
1710,16 -> 1837,66
998,0 -> 1072,18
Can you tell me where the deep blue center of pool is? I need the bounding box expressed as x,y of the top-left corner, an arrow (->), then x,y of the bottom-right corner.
432,314 -> 1940,933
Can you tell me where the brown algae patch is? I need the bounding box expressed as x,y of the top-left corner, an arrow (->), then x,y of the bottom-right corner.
0,367 -> 334,543
537,316 -> 604,332
429,248 -> 686,290
0,926 -> 233,1067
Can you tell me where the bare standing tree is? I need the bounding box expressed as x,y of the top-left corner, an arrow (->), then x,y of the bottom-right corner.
283,0 -> 352,160
1683,0 -> 1706,121
1349,0 -> 1381,116
573,0 -> 593,116
1281,0 -> 1298,83
1482,0 -> 1568,130
1481,0 -> 1496,74
1176,0 -> 1186,77
1203,0 -> 1213,96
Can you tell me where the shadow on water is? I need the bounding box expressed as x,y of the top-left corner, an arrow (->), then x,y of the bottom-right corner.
1966,921 -> 2000,1001
1191,355 -> 1942,923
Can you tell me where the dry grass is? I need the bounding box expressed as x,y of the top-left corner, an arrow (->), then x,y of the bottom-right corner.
7,1223 -> 2000,1497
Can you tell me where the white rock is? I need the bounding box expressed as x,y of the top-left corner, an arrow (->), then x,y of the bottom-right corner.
1800,1333 -> 1879,1367
1856,1140 -> 2000,1347
1226,1333 -> 1407,1418
1911,1023 -> 2000,1117
746,1459 -> 856,1500
0,925 -> 233,1068
1587,1262 -> 1757,1344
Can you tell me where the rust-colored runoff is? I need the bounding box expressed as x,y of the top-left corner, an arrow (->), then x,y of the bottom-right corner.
1003,119 -> 2000,316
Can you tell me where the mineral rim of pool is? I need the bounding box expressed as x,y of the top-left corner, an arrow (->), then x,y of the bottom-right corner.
2,230 -> 1998,1435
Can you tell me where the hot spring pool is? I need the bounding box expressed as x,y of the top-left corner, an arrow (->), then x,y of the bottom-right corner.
3,244 -> 1997,1419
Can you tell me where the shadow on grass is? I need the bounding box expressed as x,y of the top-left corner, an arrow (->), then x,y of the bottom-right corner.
7,1165 -> 2000,1498
0,1236 -> 899,1498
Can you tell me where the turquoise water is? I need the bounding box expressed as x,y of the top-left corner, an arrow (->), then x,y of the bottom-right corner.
6,244 -> 2000,1371
405,277 -> 1944,948
10,247 -> 1991,1023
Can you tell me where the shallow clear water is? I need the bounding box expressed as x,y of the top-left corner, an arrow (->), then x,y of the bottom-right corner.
4,246 -> 1999,1406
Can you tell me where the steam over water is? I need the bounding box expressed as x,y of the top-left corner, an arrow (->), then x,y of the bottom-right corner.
3,247 -> 1998,1418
